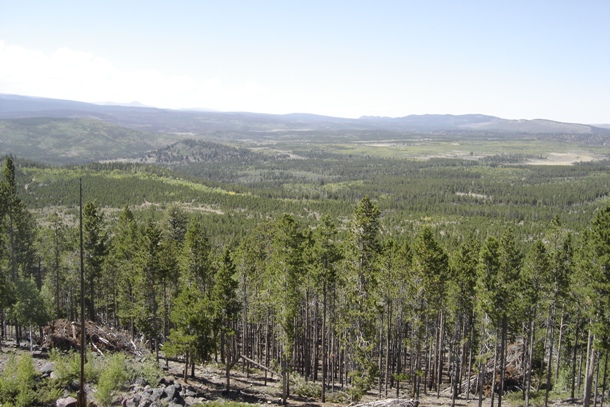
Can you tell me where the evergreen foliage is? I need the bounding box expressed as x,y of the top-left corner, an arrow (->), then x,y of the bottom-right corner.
3,152 -> 610,403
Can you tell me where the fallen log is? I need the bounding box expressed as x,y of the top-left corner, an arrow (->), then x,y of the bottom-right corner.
239,354 -> 282,378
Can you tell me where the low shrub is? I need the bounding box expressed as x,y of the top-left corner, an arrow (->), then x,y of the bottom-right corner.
0,353 -> 38,407
97,353 -> 130,406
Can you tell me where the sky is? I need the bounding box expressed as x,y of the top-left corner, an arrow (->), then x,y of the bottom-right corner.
1,1 -> 609,123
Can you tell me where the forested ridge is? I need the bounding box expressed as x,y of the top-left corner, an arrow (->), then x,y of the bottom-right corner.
1,153 -> 610,407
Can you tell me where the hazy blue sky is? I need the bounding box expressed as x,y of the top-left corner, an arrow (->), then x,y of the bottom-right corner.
1,1 -> 609,123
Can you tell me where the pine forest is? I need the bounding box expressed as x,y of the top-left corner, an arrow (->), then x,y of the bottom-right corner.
2,104 -> 610,407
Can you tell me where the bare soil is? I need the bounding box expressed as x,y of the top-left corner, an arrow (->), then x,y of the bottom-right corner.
0,338 -> 585,407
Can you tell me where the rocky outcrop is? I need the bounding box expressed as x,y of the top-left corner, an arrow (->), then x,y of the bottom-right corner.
119,377 -> 206,407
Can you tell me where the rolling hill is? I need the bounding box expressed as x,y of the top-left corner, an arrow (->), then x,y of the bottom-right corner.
0,116 -> 175,164
3,93 -> 609,135
2,94 -> 610,165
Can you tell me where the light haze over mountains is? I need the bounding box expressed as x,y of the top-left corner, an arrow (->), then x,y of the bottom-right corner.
2,94 -> 608,136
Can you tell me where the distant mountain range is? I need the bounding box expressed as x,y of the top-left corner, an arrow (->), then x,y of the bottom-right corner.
1,94 -> 610,165
2,93 -> 609,135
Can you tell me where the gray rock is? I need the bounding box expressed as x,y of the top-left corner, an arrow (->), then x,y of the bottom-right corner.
56,397 -> 77,407
171,394 -> 186,406
150,387 -> 165,401
130,383 -> 143,393
137,399 -> 152,407
123,399 -> 137,407
135,376 -> 147,386
40,362 -> 55,374
165,384 -> 177,400
184,396 -> 205,406
68,381 -> 80,392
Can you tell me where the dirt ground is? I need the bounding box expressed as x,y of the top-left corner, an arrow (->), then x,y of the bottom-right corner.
0,340 -> 586,407
161,358 -> 584,407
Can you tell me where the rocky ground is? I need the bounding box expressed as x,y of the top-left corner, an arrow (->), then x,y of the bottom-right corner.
0,337 -> 587,407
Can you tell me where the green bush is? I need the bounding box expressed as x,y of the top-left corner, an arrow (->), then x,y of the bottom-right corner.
0,349 -> 163,407
292,374 -> 321,399
325,390 -> 350,404
0,353 -> 38,407
554,366 -> 573,394
52,351 -> 81,387
97,353 -> 130,406
52,350 -> 105,387
136,357 -> 162,386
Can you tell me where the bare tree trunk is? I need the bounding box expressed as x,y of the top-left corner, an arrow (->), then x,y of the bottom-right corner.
491,336 -> 498,407
555,307 -> 565,383
526,313 -> 537,407
584,329 -> 596,407
478,360 -> 485,407
313,298 -> 319,383
594,351 -> 601,407
544,303 -> 557,407
499,317 -> 507,407
385,303 -> 392,398
466,322 -> 474,401
600,352 -> 608,407
321,284 -> 327,402
183,351 -> 189,382
424,345 -> 430,395
379,311 -> 384,398
282,353 -> 288,404
304,288 -> 310,381
571,313 -> 580,399
437,310 -> 445,398
225,334 -> 242,392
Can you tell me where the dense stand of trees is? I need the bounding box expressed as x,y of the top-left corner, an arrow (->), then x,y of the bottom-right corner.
2,156 -> 610,406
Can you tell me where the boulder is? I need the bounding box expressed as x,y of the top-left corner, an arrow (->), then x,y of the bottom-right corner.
164,384 -> 177,400
40,362 -> 55,374
56,397 -> 77,407
150,387 -> 165,401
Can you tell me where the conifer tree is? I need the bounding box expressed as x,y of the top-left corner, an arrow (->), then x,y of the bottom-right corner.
577,205 -> 610,407
543,229 -> 572,407
211,248 -> 241,390
343,196 -> 382,400
136,219 -> 164,359
165,204 -> 188,244
2,157 -> 38,343
181,217 -> 212,293
448,234 -> 480,401
38,212 -> 69,319
412,227 -> 449,396
476,236 -> 501,407
110,206 -> 141,334
496,228 -> 523,407
377,238 -> 412,398
167,278 -> 214,381
83,201 -> 108,322
522,240 -> 550,407
269,214 -> 305,404
306,215 -> 343,401
167,217 -> 215,379
9,277 -> 49,348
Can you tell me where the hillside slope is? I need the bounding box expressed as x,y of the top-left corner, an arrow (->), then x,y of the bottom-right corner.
0,117 -> 175,164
